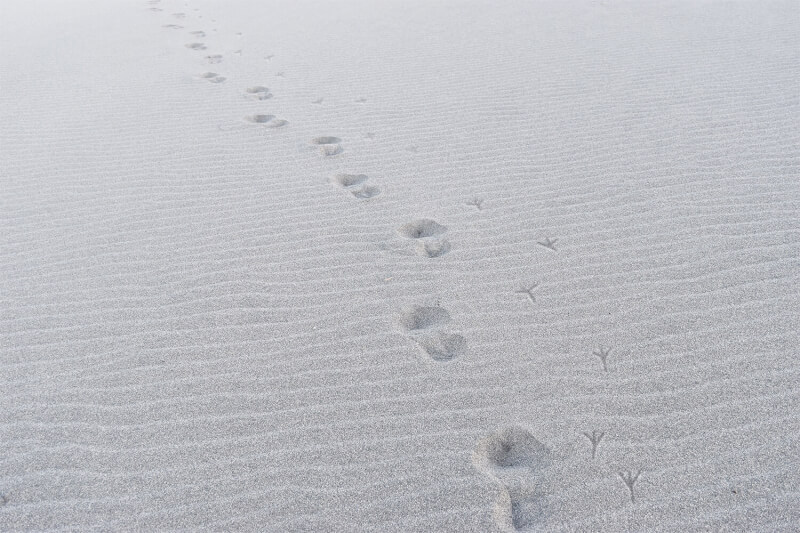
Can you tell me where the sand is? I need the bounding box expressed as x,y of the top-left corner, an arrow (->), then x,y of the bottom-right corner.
1,0 -> 799,531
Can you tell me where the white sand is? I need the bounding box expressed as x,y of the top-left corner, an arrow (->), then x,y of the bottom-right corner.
2,0 -> 799,531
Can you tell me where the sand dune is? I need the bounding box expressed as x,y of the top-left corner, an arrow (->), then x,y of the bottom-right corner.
1,0 -> 799,531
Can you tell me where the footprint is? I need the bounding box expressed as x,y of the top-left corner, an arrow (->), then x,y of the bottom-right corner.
206,54 -> 223,64
398,305 -> 451,332
351,186 -> 381,199
185,43 -> 207,50
398,305 -> 464,361
333,174 -> 368,188
312,98 -> 324,105
472,426 -> 551,483
190,30 -> 206,38
416,239 -> 451,258
199,72 -> 226,83
313,136 -> 340,145
245,86 -> 273,100
473,426 -> 552,531
397,219 -> 447,239
493,485 -> 548,533
172,12 -> 186,18
415,332 -> 466,361
246,114 -> 275,123
312,136 -> 343,156
245,114 -> 288,127
331,174 -> 381,199
395,219 -> 451,257
162,24 -> 183,29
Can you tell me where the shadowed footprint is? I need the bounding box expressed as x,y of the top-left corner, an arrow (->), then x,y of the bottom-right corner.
398,304 -> 464,361
206,54 -> 223,64
397,219 -> 447,239
473,426 -> 551,482
246,114 -> 276,124
351,185 -> 381,199
163,24 -> 183,29
493,485 -> 548,533
416,332 -> 466,361
312,136 -> 343,156
398,305 -> 451,332
246,86 -> 272,100
199,72 -> 225,83
313,136 -> 341,145
474,426 -> 552,531
331,174 -> 381,199
393,219 -> 451,257
416,239 -> 451,258
190,30 -> 206,38
333,174 -> 368,187
244,114 -> 288,128
185,43 -> 207,50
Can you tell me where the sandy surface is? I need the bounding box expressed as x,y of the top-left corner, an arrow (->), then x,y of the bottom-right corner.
1,0 -> 799,531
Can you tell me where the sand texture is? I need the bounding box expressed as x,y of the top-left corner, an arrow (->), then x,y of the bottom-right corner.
1,0 -> 799,531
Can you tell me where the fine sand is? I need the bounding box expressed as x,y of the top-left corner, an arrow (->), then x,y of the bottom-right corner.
1,0 -> 799,531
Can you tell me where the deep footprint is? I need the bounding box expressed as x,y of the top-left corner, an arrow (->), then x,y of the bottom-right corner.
397,219 -> 447,239
350,185 -> 381,199
244,115 -> 288,128
331,174 -> 381,199
494,485 -> 548,533
474,427 -> 553,531
312,136 -> 341,145
472,426 -> 551,481
333,173 -> 368,187
416,238 -> 451,258
246,114 -> 276,124
312,137 -> 343,156
185,43 -> 207,50
246,86 -> 273,100
398,305 -> 451,332
200,72 -> 225,83
416,331 -> 466,361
